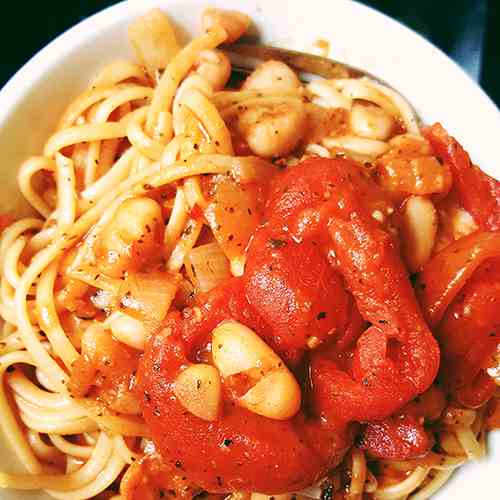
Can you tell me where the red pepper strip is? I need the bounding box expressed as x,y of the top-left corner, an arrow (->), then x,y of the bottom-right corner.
263,158 -> 439,423
423,123 -> 500,231
358,415 -> 432,460
416,231 -> 500,327
437,258 -> 500,408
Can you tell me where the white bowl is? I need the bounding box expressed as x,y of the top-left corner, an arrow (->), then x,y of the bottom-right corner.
0,0 -> 498,498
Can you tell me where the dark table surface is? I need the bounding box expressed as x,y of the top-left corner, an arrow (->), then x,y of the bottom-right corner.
1,1 -> 499,107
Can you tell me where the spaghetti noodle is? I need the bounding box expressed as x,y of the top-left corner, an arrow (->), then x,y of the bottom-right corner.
0,6 -> 499,500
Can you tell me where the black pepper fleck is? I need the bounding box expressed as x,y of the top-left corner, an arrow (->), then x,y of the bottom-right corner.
267,238 -> 287,249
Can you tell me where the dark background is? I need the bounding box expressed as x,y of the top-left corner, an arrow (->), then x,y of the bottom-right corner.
1,0 -> 499,107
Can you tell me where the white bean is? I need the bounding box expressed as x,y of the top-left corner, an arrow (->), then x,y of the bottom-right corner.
112,197 -> 162,244
237,103 -> 306,158
96,197 -> 163,277
243,60 -> 301,91
212,321 -> 301,420
350,103 -> 394,141
400,195 -> 438,273
107,311 -> 146,351
239,370 -> 301,421
173,363 -> 222,421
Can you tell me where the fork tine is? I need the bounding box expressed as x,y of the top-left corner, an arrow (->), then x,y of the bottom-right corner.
222,43 -> 362,80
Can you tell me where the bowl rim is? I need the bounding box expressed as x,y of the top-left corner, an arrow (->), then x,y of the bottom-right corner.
0,1 -> 499,499
0,0 -> 498,129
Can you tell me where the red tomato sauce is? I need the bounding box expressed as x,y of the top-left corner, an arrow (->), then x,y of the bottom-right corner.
138,125 -> 500,494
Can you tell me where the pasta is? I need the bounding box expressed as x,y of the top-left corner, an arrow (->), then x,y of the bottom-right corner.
0,6 -> 499,500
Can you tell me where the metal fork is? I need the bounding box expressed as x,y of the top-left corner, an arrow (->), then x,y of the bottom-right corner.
222,43 -> 421,121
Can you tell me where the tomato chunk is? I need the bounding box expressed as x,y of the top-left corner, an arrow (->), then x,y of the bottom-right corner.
140,157 -> 442,493
243,226 -> 351,361
139,316 -> 353,494
264,158 -> 439,423
358,415 -> 432,460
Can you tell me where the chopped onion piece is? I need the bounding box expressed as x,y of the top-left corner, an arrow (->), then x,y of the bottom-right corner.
204,178 -> 262,276
120,271 -> 180,321
185,242 -> 231,292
